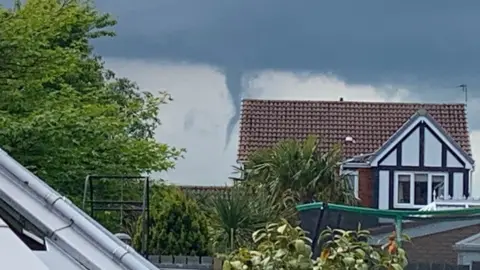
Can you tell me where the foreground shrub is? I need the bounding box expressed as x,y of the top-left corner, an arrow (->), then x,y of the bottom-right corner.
221,219 -> 408,270
133,184 -> 210,256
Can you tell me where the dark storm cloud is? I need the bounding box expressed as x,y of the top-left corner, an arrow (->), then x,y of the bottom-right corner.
92,0 -> 480,135
95,1 -> 480,82
10,1 -> 480,131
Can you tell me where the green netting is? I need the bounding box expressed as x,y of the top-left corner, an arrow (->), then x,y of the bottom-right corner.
297,202 -> 480,219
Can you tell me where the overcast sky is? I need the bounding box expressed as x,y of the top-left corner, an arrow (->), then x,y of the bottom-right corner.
93,1 -> 480,190
11,1 -> 480,190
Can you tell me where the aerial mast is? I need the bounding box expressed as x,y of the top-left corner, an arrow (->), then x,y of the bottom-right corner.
457,84 -> 468,107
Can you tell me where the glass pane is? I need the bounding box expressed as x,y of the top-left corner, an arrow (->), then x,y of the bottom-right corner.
431,175 -> 445,200
397,175 -> 411,204
346,175 -> 355,192
414,174 -> 428,205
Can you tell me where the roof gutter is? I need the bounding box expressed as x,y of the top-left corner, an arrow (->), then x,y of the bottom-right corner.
0,149 -> 158,270
341,162 -> 370,169
340,155 -> 372,169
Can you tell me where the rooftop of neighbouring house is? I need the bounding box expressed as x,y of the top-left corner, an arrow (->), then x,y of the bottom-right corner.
420,198 -> 480,211
238,98 -> 471,161
179,185 -> 231,192
368,198 -> 480,245
179,185 -> 232,197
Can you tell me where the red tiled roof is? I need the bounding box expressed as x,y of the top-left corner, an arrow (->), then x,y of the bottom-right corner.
237,99 -> 471,161
179,185 -> 232,192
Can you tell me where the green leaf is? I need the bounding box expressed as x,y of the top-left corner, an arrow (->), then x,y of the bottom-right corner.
390,263 -> 404,270
277,224 -> 288,234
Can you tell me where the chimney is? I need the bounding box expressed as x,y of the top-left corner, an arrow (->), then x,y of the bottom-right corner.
339,97 -> 344,101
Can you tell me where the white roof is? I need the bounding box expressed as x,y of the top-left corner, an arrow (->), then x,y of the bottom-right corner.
0,149 -> 159,270
0,217 -> 50,270
420,198 -> 480,211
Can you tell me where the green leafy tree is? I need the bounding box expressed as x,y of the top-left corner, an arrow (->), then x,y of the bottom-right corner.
222,219 -> 408,270
240,135 -> 357,207
0,0 -> 183,233
133,184 -> 211,256
0,0 -> 183,206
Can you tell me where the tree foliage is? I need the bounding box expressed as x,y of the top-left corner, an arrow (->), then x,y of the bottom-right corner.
222,219 -> 408,270
0,0 -> 183,208
240,135 -> 358,206
133,184 -> 211,256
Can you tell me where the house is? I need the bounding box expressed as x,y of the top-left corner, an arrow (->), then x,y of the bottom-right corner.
238,98 -> 474,210
368,215 -> 480,265
0,148 -> 159,269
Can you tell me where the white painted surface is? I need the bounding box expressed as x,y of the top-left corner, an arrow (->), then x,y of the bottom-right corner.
0,169 -> 125,269
0,218 -> 50,270
0,147 -> 160,270
457,251 -> 480,267
421,118 -> 473,170
447,151 -> 463,168
424,128 -> 442,167
454,172 -> 464,199
379,149 -> 397,166
371,116 -> 473,170
421,199 -> 480,211
401,128 -> 420,166
378,170 -> 390,210
35,239 -> 86,270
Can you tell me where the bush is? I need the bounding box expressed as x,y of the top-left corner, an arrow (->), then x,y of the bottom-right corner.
221,219 -> 408,270
133,184 -> 211,256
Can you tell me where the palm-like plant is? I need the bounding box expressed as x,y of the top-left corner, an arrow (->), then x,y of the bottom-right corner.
206,185 -> 287,253
242,135 -> 357,206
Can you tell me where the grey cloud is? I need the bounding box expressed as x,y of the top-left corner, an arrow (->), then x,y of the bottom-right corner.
6,1 -> 480,132
183,110 -> 196,131
92,0 -> 480,132
94,1 -> 480,83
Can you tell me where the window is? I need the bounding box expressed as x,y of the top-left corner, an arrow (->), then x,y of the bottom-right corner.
414,174 -> 428,205
431,175 -> 445,200
397,174 -> 411,204
394,172 -> 447,208
341,170 -> 359,198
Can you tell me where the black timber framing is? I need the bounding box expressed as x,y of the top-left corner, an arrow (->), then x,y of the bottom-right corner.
419,122 -> 425,167
373,120 -> 470,209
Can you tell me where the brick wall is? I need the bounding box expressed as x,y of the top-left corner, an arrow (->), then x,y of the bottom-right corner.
358,168 -> 373,207
403,224 -> 480,265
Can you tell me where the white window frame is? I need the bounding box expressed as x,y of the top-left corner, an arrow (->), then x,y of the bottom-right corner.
341,169 -> 359,199
393,171 -> 448,209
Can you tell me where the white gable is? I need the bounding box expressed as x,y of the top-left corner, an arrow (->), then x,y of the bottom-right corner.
401,127 -> 420,166
423,127 -> 442,167
380,149 -> 396,166
447,151 -> 463,168
371,115 -> 472,169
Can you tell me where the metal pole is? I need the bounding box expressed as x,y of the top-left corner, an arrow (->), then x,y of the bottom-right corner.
89,177 -> 94,218
82,175 -> 90,210
458,84 -> 468,107
395,215 -> 402,247
310,202 -> 327,257
141,177 -> 149,258
145,177 -> 150,258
